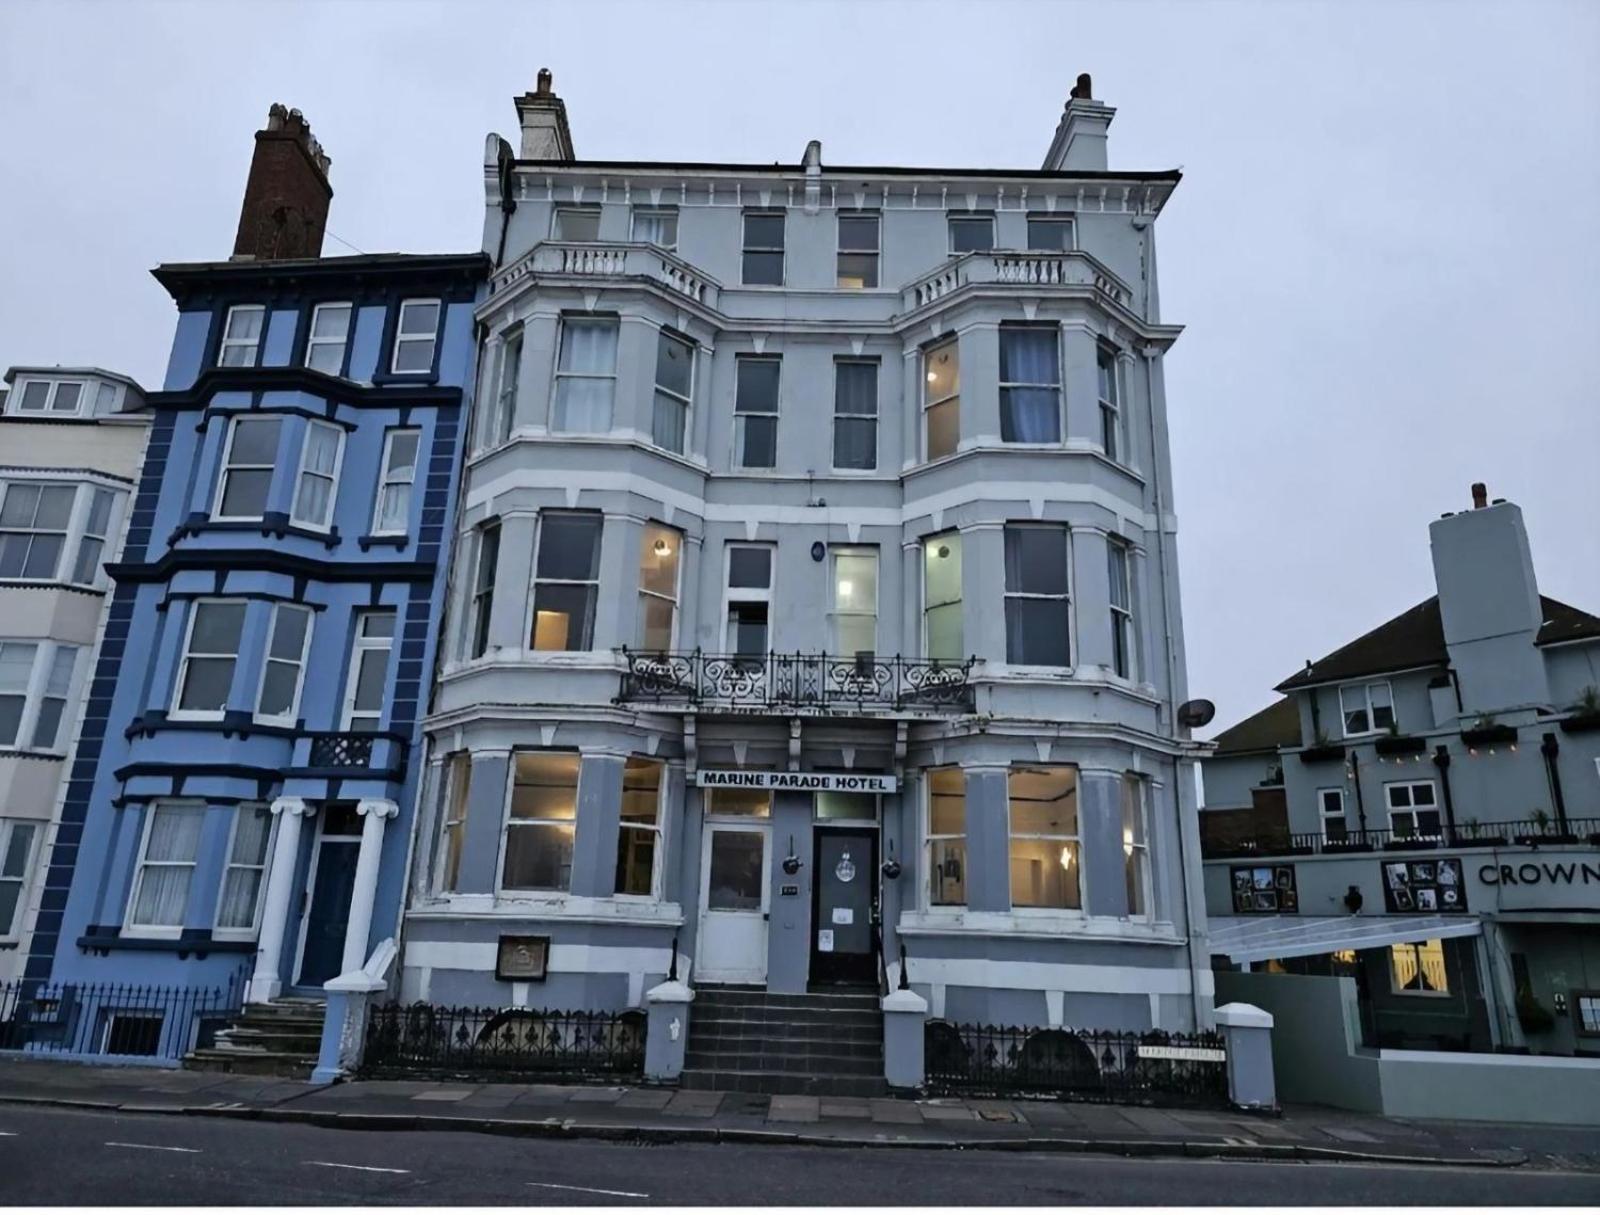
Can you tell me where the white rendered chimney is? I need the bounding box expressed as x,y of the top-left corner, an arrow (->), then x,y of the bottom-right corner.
1042,73 -> 1116,172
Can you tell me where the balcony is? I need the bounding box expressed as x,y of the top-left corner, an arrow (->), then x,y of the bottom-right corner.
491,241 -> 720,309
290,730 -> 407,779
1204,815 -> 1600,860
903,249 -> 1135,313
617,649 -> 975,714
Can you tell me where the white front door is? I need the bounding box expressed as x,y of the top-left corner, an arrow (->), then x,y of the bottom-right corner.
696,823 -> 770,983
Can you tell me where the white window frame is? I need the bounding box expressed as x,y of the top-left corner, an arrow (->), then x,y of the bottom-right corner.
370,427 -> 421,536
741,210 -> 786,286
831,358 -> 879,473
340,609 -> 396,731
254,602 -> 314,727
1007,765 -> 1085,915
1097,341 -> 1124,463
722,542 -> 776,655
10,377 -> 89,415
922,530 -> 964,662
465,522 -> 500,660
551,205 -> 601,242
733,355 -> 780,471
391,298 -> 441,375
529,511 -> 604,653
630,206 -> 679,250
1318,788 -> 1349,842
212,415 -> 282,523
289,420 -> 345,531
836,211 -> 881,289
0,639 -> 43,750
1108,538 -> 1135,680
924,767 -> 967,910
1002,523 -> 1071,668
0,479 -> 78,582
124,801 -> 207,938
616,756 -> 666,900
651,329 -> 694,455
1340,680 -> 1396,738
0,818 -> 40,940
947,213 -> 996,254
218,305 -> 265,368
551,315 -> 619,434
212,803 -> 275,940
922,337 -> 960,462
28,643 -> 79,752
636,523 -> 683,652
71,487 -> 117,587
170,599 -> 247,721
998,324 -> 1063,445
1384,780 -> 1442,840
830,546 -> 878,657
1121,774 -> 1152,921
492,326 -> 523,445
304,301 -> 352,375
1026,215 -> 1077,251
436,752 -> 471,894
1389,939 -> 1451,998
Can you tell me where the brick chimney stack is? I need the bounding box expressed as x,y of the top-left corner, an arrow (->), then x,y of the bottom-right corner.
232,104 -> 333,262
514,68 -> 576,161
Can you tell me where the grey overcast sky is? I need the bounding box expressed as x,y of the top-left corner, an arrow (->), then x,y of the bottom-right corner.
2,0 -> 1596,733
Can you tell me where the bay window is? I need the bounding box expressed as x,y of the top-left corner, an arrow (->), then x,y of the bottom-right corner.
0,642 -> 75,751
998,326 -> 1061,443
173,600 -> 246,717
466,521 -> 499,660
0,819 -> 39,939
255,603 -> 313,725
215,416 -> 282,521
502,752 -> 579,891
552,317 -> 619,433
1108,539 -> 1135,678
652,330 -> 693,454
371,428 -> 420,536
1008,765 -> 1082,911
922,338 -> 959,461
1003,524 -> 1070,666
1122,774 -> 1151,919
531,512 -> 602,651
127,803 -> 206,932
215,804 -> 273,935
922,531 -> 963,661
291,420 -> 343,529
0,482 -> 75,579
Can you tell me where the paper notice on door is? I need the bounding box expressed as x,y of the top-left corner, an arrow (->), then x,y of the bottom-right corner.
817,930 -> 835,952
831,907 -> 854,926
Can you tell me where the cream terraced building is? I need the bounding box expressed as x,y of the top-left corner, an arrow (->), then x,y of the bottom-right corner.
399,72 -> 1215,1033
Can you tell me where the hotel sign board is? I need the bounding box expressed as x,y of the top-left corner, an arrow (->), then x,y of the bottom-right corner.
695,770 -> 898,794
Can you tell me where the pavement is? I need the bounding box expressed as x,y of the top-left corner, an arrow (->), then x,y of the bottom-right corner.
1,1056 -> 1597,1175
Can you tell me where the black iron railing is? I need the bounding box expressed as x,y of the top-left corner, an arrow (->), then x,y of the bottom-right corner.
0,971 -> 245,1060
1204,815 -> 1600,860
924,1022 -> 1229,1107
307,732 -> 376,768
361,1003 -> 645,1081
618,649 -> 976,712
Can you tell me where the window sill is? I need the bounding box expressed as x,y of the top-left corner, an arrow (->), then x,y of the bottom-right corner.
0,579 -> 105,595
441,650 -> 624,678
358,533 -> 412,551
409,893 -> 684,926
78,925 -> 257,958
176,512 -> 341,550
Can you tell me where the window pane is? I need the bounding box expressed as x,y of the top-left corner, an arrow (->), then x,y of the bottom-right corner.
835,362 -> 877,416
837,614 -> 875,657
353,648 -> 389,712
949,217 -> 994,252
1004,526 -> 1068,594
929,839 -> 966,905
834,552 -> 876,614
735,359 -> 780,412
385,431 -> 420,477
531,583 -> 597,650
638,595 -> 675,651
536,514 -> 601,580
1027,219 -> 1073,250
740,416 -> 777,467
743,214 -> 784,248
639,525 -> 681,597
707,787 -> 772,816
553,376 -> 614,431
652,393 -> 686,452
924,340 -> 959,401
511,752 -> 580,819
833,416 -> 876,470
257,662 -> 301,718
86,488 -> 114,535
231,417 -> 281,465
838,215 -> 879,251
925,603 -> 963,662
633,210 -> 677,246
1010,838 -> 1081,909
52,383 -> 83,412
2,823 -> 36,877
44,645 -> 76,695
1005,598 -> 1070,665
816,792 -> 877,820
622,758 -> 662,825
656,332 -> 693,399
0,697 -> 22,746
20,383 -> 49,410
35,486 -> 75,530
836,253 -> 878,289
558,319 -> 618,374
742,251 -> 784,285
0,485 -> 39,527
393,338 -> 433,373
923,533 -> 962,606
502,824 -> 576,890
555,208 -> 600,241
220,470 -> 271,518
312,304 -> 351,339
30,698 -> 65,749
1008,766 -> 1079,835
706,831 -> 765,910
728,547 -> 772,589
925,398 -> 958,460
1000,388 -> 1061,443
728,602 -> 769,654
192,602 -> 246,653
615,827 -> 658,897
929,767 -> 965,832
399,301 -> 440,336
21,535 -> 63,579
227,308 -> 264,340
0,642 -> 37,692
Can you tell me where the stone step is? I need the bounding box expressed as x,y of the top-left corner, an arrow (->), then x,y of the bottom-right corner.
213,1026 -> 324,1054
691,1007 -> 881,1030
680,1068 -> 886,1098
690,1021 -> 883,1047
186,1048 -> 317,1079
694,989 -> 879,1011
685,1048 -> 882,1077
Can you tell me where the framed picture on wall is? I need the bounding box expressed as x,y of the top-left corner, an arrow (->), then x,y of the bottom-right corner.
1380,857 -> 1469,914
1231,865 -> 1297,914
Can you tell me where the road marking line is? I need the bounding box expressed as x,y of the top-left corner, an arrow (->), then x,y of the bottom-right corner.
529,1182 -> 651,1198
308,1161 -> 411,1175
0,1132 -> 16,1137
105,1142 -> 200,1153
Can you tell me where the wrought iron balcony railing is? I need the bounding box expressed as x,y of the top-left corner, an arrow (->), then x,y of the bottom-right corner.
617,649 -> 976,713
1203,815 -> 1600,860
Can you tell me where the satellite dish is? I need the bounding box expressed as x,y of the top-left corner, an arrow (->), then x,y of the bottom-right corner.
1177,699 -> 1215,729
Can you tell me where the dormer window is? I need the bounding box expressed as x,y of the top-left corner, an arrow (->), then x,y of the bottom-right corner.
218,305 -> 265,368
11,378 -> 87,415
391,299 -> 440,374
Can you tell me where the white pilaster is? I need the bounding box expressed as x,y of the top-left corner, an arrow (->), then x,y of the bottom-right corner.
341,799 -> 399,975
247,796 -> 314,1004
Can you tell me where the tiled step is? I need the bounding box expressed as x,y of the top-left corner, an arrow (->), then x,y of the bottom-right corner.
685,1049 -> 883,1076
695,990 -> 879,1011
692,1007 -> 881,1029
213,1026 -> 323,1054
186,1048 -> 317,1078
681,1068 -> 886,1098
689,1021 -> 883,1046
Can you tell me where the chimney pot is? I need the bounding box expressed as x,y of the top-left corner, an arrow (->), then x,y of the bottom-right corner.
1471,482 -> 1488,509
1071,72 -> 1093,100
537,68 -> 552,96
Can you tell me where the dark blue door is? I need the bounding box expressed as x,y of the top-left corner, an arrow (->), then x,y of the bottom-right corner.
296,838 -> 359,988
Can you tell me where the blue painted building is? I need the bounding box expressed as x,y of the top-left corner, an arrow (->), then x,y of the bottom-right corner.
28,106 -> 487,1061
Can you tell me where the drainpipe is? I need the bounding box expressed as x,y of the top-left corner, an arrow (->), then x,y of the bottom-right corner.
1349,750 -> 1369,837
1541,733 -> 1568,830
1432,746 -> 1458,844
1138,229 -> 1204,1029
494,145 -> 517,269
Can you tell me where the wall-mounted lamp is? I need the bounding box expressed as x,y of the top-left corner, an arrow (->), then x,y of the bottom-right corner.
781,835 -> 802,876
882,839 -> 902,880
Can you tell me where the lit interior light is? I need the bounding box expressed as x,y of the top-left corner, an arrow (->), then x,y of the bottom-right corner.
1059,846 -> 1075,870
927,370 -> 939,384
1122,830 -> 1135,857
653,537 -> 671,557
837,579 -> 853,597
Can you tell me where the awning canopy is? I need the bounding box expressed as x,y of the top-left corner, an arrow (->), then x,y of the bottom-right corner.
1207,914 -> 1481,965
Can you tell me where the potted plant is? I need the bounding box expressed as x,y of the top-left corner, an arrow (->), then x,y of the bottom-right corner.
1374,720 -> 1427,757
1516,985 -> 1555,1035
1299,729 -> 1345,765
1457,817 -> 1507,847
1461,713 -> 1518,748
1560,686 -> 1600,734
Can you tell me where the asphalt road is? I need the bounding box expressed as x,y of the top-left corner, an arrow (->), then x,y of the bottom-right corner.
3,1106 -> 1597,1206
